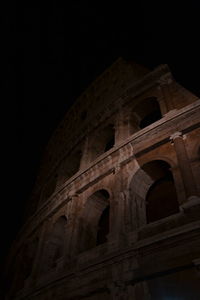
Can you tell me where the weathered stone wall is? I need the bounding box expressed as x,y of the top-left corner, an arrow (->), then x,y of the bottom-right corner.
5,59 -> 200,300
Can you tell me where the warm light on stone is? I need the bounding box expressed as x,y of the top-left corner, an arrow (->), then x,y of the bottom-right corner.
5,58 -> 200,299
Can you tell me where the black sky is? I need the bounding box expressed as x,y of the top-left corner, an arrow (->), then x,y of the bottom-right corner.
4,1 -> 200,272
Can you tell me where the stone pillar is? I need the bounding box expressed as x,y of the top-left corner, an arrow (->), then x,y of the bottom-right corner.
115,109 -> 139,145
113,167 -> 128,235
115,110 -> 130,144
66,194 -> 81,258
170,166 -> 185,205
107,197 -> 125,252
121,189 -> 133,233
157,93 -> 168,115
158,74 -> 175,113
170,132 -> 197,199
107,168 -> 128,252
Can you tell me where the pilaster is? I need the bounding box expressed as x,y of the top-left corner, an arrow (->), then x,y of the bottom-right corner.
170,131 -> 198,200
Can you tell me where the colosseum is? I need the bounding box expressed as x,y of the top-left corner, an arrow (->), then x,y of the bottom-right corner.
5,58 -> 200,299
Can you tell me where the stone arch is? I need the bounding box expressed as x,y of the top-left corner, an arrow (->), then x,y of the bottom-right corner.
89,124 -> 115,161
138,155 -> 177,169
130,97 -> 162,133
86,185 -> 113,203
140,155 -> 183,204
143,160 -> 179,223
129,160 -> 179,226
80,189 -> 110,251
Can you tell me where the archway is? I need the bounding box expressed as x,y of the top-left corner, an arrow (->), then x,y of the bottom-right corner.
143,160 -> 179,223
80,189 -> 110,251
96,205 -> 110,245
130,97 -> 162,132
59,149 -> 82,184
129,160 -> 179,226
90,124 -> 115,161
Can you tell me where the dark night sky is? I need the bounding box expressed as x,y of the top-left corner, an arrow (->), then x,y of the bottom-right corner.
3,1 -> 200,274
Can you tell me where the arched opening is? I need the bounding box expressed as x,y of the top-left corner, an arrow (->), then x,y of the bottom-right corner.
142,160 -> 179,223
81,189 -> 110,251
131,97 -> 162,132
59,149 -> 82,184
103,124 -> 115,152
104,135 -> 115,152
96,205 -> 110,245
90,124 -> 115,161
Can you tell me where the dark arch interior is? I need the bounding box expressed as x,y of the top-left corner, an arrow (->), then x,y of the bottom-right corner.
67,149 -> 82,179
96,205 -> 110,245
90,124 -> 115,160
59,149 -> 82,185
140,107 -> 162,129
104,124 -> 115,152
142,160 -> 179,223
133,97 -> 162,130
104,135 -> 115,152
97,189 -> 110,199
82,189 -> 110,250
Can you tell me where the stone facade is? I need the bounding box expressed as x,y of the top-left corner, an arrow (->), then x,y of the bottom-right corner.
5,58 -> 200,299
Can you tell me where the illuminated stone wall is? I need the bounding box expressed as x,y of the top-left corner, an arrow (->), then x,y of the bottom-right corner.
5,58 -> 200,299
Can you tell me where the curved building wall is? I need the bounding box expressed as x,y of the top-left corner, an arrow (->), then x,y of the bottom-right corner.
5,58 -> 200,300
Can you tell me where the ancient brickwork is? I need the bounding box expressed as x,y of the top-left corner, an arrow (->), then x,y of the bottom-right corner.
5,58 -> 200,300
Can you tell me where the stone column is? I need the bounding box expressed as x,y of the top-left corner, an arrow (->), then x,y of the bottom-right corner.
156,93 -> 168,115
66,194 -> 81,258
107,167 -> 128,252
115,110 -> 129,144
158,74 -> 175,113
170,166 -> 185,205
170,132 -> 197,199
115,109 -> 139,145
107,196 -> 125,252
